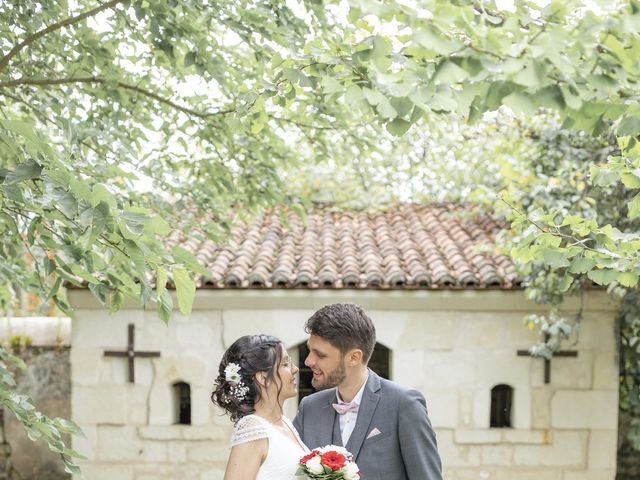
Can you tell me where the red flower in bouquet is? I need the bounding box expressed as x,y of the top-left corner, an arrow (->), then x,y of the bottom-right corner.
300,450 -> 320,464
320,450 -> 346,470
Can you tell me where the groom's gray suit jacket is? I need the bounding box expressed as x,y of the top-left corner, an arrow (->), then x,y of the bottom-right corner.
293,371 -> 442,480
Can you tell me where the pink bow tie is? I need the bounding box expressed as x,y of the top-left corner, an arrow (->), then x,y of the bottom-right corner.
333,401 -> 359,415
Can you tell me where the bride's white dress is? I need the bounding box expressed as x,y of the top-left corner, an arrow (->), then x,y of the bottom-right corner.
231,414 -> 309,479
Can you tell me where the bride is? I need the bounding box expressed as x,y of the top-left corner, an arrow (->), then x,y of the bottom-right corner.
211,334 -> 309,479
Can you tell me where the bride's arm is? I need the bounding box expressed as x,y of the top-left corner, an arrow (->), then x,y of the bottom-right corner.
223,438 -> 268,480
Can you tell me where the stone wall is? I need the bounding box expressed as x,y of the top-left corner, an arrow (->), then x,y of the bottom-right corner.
68,289 -> 621,480
0,317 -> 71,480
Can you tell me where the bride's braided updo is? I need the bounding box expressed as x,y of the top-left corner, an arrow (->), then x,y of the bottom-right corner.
211,334 -> 284,422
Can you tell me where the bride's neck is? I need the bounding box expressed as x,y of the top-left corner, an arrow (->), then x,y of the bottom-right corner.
254,399 -> 284,423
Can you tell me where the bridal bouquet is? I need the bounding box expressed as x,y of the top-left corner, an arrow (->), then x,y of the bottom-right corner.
296,445 -> 361,479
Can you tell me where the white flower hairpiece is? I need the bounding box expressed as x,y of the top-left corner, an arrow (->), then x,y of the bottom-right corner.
224,362 -> 242,384
220,362 -> 249,403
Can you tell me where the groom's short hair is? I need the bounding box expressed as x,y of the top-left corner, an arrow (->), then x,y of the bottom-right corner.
305,303 -> 376,364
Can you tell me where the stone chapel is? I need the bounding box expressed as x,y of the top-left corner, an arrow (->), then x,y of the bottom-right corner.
62,204 -> 620,480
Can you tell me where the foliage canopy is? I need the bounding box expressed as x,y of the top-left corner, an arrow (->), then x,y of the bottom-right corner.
1,0 -> 640,470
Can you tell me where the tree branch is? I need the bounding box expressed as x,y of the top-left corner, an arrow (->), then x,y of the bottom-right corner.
0,0 -> 126,74
0,76 -> 235,118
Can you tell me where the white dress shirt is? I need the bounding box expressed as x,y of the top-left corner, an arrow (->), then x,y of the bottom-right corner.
335,372 -> 369,446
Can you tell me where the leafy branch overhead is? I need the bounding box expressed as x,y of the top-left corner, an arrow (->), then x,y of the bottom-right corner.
2,0 -> 640,467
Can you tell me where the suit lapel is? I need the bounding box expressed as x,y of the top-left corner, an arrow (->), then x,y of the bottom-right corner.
315,389 -> 339,447
332,413 -> 343,446
345,371 -> 381,460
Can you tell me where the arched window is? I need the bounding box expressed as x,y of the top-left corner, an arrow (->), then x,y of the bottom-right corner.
172,381 -> 191,425
490,384 -> 513,428
297,342 -> 391,404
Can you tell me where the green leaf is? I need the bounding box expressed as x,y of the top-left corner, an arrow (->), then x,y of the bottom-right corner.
144,215 -> 171,235
541,248 -> 570,268
434,60 -> 469,85
376,96 -> 397,119
590,166 -> 620,187
618,272 -> 639,287
587,269 -> 619,285
569,257 -> 596,274
616,116 -> 640,136
503,92 -> 536,116
173,246 -> 210,276
629,193 -> 640,219
172,267 -> 195,316
513,61 -> 545,88
621,172 -> 640,189
4,160 -> 42,185
386,118 -> 412,136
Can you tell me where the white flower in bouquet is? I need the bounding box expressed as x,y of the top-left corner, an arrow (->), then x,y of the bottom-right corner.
342,461 -> 360,480
306,455 -> 324,475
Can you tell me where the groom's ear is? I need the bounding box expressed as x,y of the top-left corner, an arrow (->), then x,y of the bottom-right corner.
346,349 -> 364,366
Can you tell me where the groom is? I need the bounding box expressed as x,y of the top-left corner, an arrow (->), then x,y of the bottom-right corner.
293,303 -> 442,480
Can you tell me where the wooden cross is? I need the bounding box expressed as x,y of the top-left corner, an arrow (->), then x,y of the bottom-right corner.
517,335 -> 578,384
104,324 -> 161,383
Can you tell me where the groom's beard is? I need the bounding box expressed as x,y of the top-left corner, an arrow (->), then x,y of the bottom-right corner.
312,361 -> 347,390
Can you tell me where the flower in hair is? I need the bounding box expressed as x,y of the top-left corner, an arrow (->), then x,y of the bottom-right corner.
224,362 -> 242,384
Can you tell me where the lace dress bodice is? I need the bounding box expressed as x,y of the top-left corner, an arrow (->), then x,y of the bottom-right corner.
230,415 -> 309,480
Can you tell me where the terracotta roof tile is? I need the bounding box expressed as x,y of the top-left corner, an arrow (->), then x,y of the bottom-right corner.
181,204 -> 519,290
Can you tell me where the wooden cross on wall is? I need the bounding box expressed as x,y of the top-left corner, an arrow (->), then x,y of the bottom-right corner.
517,334 -> 578,384
104,324 -> 161,383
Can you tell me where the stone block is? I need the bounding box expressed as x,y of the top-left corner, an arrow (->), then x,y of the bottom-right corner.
531,389 -> 553,429
442,467 -> 494,480
471,389 -> 490,429
576,314 -> 617,352
183,425 -> 228,441
187,442 -> 231,462
74,463 -> 132,480
538,350 -> 591,389
550,390 -> 618,429
427,390 -> 459,428
392,350 -> 424,388
562,469 -> 615,480
502,429 -> 549,444
138,426 -> 183,440
72,310 -> 143,348
70,348 -> 102,385
513,430 -> 587,467
395,311 -> 456,350
492,468 -> 562,480
455,430 -> 502,444
174,320 -> 218,354
200,467 -> 227,480
71,424 -> 97,461
437,430 -> 482,467
128,385 -> 151,425
481,445 -> 513,466
153,356 -> 218,388
72,385 -> 127,424
132,463 -> 201,479
192,386 -> 214,425
456,312 -> 538,349
421,351 -> 477,388
169,443 -> 188,462
137,440 -> 168,462
97,425 -> 137,461
592,352 -> 619,390
221,309 -> 312,349
587,430 -> 618,470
